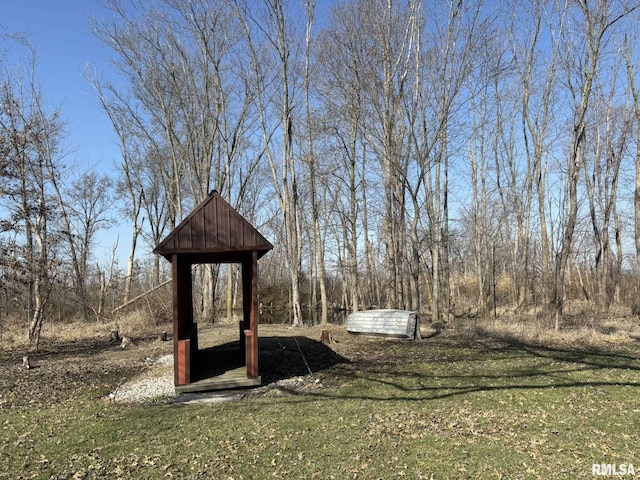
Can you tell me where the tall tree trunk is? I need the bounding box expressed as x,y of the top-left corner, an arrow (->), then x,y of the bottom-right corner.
48,167 -> 90,321
304,0 -> 328,324
551,121 -> 583,329
625,39 -> 640,268
28,218 -> 48,347
124,222 -> 139,302
551,0 -> 627,328
240,0 -> 305,326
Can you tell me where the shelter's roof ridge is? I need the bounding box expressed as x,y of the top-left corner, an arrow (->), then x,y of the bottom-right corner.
153,190 -> 273,259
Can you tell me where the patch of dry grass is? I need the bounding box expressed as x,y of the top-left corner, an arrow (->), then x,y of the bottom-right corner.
461,309 -> 640,350
0,308 -> 172,355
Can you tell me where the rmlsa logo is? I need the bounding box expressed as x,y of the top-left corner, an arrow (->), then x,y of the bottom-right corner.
592,463 -> 636,476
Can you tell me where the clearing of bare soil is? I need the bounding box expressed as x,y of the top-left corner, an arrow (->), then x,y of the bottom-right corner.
0,322 -> 355,407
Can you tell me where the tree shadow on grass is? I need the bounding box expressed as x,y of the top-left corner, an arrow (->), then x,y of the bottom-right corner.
327,372 -> 640,402
474,328 -> 640,370
285,329 -> 640,402
4,337 -> 119,362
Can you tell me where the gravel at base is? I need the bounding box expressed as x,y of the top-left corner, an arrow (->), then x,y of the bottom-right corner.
113,354 -> 176,403
111,352 -> 323,403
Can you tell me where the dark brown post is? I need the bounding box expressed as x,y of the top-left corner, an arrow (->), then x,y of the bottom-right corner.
173,255 -> 193,386
240,258 -> 248,359
242,251 -> 259,378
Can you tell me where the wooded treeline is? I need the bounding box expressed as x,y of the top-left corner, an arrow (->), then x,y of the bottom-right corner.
3,0 -> 640,345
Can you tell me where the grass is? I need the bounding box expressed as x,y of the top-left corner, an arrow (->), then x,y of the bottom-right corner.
2,321 -> 640,479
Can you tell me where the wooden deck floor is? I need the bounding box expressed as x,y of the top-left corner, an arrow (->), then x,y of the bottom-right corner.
175,342 -> 261,394
175,368 -> 261,393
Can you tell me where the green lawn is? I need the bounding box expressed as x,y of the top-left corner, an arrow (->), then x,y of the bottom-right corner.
2,325 -> 639,479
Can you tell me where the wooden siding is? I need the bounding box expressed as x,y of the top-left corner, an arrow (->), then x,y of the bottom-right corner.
153,190 -> 273,258
346,309 -> 417,339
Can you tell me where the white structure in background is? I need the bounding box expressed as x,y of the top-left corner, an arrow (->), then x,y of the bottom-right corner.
346,309 -> 418,340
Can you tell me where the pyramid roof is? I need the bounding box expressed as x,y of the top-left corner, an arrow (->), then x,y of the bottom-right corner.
153,190 -> 273,262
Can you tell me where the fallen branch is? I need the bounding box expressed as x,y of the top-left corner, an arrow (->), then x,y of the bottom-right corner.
111,279 -> 172,314
64,296 -> 112,322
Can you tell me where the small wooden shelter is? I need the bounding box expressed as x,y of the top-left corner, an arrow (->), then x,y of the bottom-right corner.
153,191 -> 273,392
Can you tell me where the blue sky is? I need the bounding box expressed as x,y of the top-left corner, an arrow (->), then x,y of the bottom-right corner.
0,1 -> 119,168
0,0 -> 337,265
1,1 -> 131,263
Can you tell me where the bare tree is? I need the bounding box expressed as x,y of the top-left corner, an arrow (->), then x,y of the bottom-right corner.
582,81 -> 629,306
0,39 -> 62,345
511,0 -> 567,307
236,0 -> 306,325
89,75 -> 160,300
302,0 -> 329,324
92,0 -> 258,321
48,166 -> 115,321
373,0 -> 415,310
79,0 -> 640,327
408,0 -> 484,320
466,61 -> 503,313
551,0 -> 637,328
315,1 -> 368,313
67,172 -> 114,289
623,26 -> 640,269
